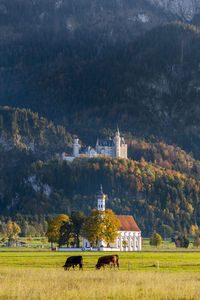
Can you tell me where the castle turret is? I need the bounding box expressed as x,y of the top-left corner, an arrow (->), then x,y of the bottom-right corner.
97,185 -> 106,211
114,127 -> 121,158
73,138 -> 80,157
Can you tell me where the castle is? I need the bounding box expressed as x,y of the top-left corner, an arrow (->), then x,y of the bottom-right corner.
82,186 -> 142,252
62,128 -> 127,162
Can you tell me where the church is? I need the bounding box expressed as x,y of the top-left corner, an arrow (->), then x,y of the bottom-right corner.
82,186 -> 142,252
62,128 -> 127,162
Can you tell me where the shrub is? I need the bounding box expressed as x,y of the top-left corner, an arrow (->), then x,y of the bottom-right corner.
150,233 -> 162,247
193,236 -> 200,248
175,235 -> 189,248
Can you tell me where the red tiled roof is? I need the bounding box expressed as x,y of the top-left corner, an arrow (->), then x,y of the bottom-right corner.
116,215 -> 141,232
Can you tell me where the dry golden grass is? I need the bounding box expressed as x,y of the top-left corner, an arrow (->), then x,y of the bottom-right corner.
0,268 -> 200,300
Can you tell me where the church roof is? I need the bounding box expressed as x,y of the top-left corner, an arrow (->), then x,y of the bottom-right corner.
116,215 -> 141,232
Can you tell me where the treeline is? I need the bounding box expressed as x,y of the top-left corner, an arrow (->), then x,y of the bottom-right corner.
0,215 -> 48,237
2,157 -> 199,236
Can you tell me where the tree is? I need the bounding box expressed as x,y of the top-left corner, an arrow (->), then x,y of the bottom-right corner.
70,211 -> 86,248
46,214 -> 69,246
189,225 -> 199,237
150,233 -> 162,247
158,225 -> 173,239
122,240 -> 128,251
81,210 -> 104,247
102,209 -> 121,246
58,221 -> 73,248
193,236 -> 200,248
2,222 -> 21,242
81,209 -> 121,247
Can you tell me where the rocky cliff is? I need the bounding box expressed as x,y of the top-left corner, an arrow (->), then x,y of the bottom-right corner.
149,0 -> 200,20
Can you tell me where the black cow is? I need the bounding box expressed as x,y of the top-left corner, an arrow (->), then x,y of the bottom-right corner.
63,256 -> 83,270
95,255 -> 119,270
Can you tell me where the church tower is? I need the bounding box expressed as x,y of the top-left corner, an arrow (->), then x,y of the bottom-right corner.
97,185 -> 106,211
113,127 -> 121,158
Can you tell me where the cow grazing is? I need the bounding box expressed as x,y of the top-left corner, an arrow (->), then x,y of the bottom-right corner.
95,255 -> 119,270
63,256 -> 83,270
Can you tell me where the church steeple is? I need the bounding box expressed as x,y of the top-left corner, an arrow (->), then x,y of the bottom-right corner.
97,185 -> 106,211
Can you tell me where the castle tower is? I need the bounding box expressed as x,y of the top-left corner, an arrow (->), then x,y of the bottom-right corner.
97,185 -> 106,211
73,138 -> 80,157
113,127 -> 121,158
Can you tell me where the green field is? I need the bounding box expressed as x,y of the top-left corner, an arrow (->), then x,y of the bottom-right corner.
1,251 -> 200,299
0,251 -> 200,272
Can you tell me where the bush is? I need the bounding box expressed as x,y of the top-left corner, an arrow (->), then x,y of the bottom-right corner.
175,235 -> 189,248
150,233 -> 162,247
193,236 -> 200,248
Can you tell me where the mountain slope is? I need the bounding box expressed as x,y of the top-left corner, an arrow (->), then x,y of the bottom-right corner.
2,157 -> 200,235
0,106 -> 72,157
1,23 -> 200,158
148,0 -> 200,20
1,106 -> 200,235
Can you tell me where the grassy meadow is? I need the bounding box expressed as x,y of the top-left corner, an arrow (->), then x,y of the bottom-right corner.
0,251 -> 200,272
0,251 -> 200,299
1,268 -> 200,300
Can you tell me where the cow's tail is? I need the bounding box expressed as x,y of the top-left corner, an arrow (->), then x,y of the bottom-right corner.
79,263 -> 83,270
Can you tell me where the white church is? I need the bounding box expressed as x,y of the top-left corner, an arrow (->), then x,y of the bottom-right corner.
62,128 -> 127,162
82,186 -> 142,252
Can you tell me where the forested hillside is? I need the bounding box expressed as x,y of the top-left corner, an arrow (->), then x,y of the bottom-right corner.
2,157 -> 199,236
0,106 -> 72,157
1,1 -> 200,236
1,23 -> 200,158
1,107 -> 200,235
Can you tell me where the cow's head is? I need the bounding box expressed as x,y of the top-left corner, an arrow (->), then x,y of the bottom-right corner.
95,263 -> 101,270
63,264 -> 69,270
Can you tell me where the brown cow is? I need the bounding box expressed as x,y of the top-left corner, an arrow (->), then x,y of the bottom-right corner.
95,255 -> 119,270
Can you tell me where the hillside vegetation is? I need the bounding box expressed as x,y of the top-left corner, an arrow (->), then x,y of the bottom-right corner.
1,107 -> 200,235
1,23 -> 200,158
0,106 -> 72,157
1,157 -> 199,236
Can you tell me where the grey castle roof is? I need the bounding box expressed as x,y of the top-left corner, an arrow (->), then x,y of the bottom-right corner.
97,139 -> 114,147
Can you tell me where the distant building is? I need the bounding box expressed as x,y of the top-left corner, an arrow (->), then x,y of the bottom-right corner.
82,186 -> 142,251
62,128 -> 127,162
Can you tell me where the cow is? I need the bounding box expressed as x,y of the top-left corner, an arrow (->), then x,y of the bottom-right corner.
95,255 -> 119,270
63,256 -> 83,270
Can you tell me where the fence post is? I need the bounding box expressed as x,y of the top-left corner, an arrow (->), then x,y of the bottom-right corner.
128,262 -> 130,271
157,261 -> 159,270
